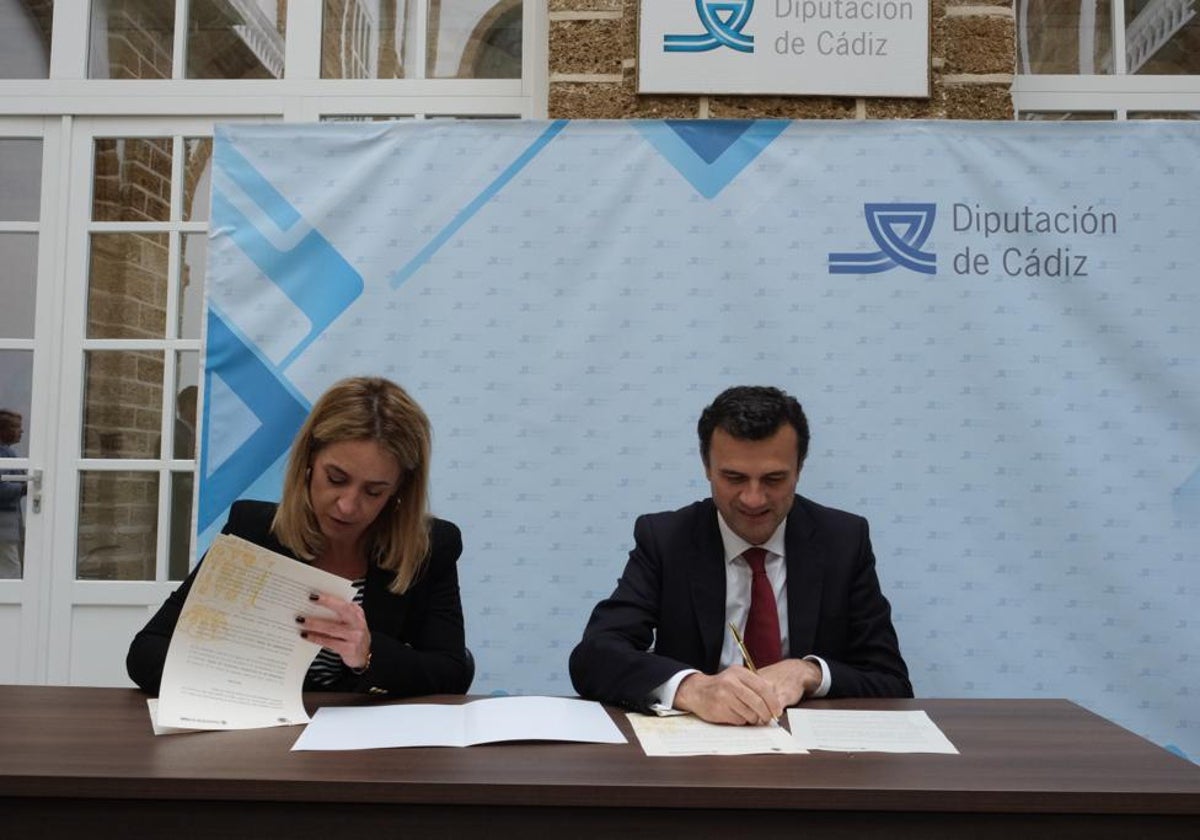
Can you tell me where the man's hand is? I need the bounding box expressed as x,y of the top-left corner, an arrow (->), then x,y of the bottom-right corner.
757,658 -> 823,708
674,666 -> 783,725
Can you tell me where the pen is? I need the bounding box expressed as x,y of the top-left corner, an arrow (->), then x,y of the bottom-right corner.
728,621 -> 758,673
729,621 -> 780,727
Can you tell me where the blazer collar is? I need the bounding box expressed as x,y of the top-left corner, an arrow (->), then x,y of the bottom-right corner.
783,498 -> 825,656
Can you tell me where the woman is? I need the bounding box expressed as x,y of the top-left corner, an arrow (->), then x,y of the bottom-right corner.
126,376 -> 471,696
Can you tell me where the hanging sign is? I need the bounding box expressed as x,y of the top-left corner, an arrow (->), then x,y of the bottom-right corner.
638,0 -> 930,97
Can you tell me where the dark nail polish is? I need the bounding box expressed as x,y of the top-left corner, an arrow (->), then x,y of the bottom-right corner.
295,616 -> 305,624
300,631 -> 308,639
308,593 -> 319,601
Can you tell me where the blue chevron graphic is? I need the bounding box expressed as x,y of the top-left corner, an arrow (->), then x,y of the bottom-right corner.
212,140 -> 364,370
201,133 -> 366,531
198,309 -> 311,532
635,120 -> 787,198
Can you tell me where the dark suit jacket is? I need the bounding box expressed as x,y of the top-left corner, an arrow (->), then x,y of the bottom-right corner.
569,496 -> 912,711
126,500 -> 470,696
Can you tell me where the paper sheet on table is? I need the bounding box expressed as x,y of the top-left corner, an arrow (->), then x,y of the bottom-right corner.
146,699 -> 202,735
154,534 -> 355,731
786,709 -> 959,753
292,696 -> 626,750
626,713 -> 806,756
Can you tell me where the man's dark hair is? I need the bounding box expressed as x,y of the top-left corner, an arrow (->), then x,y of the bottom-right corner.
697,386 -> 809,468
0,410 -> 20,443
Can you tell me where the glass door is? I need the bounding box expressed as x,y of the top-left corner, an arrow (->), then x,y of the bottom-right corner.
44,116 -> 224,685
0,117 -> 59,683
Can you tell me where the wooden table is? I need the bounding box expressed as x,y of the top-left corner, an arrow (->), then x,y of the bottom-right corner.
1,687 -> 1197,838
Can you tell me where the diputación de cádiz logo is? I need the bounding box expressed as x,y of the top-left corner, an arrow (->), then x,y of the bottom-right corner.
828,203 -> 937,274
664,0 -> 756,53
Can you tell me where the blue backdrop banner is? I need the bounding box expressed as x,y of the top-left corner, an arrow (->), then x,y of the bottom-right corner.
201,120 -> 1199,760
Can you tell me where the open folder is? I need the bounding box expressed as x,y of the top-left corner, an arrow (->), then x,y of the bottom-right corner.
292,695 -> 626,750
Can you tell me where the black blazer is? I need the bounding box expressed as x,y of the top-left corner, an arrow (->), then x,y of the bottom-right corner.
126,500 -> 470,696
569,496 -> 912,711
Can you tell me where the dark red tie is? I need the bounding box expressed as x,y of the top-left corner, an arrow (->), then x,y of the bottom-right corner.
742,547 -> 782,667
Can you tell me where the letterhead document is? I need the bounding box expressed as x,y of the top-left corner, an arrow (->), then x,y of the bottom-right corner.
154,534 -> 355,731
292,696 -> 627,750
626,713 -> 806,756
786,709 -> 959,753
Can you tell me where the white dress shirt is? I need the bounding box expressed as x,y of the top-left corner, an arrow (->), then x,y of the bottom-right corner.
651,512 -> 831,711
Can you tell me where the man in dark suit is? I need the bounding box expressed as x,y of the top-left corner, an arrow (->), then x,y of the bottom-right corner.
569,386 -> 911,725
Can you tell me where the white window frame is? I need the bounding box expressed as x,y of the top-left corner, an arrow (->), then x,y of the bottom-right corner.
1012,0 -> 1200,118
0,1 -> 547,120
0,0 -> 547,686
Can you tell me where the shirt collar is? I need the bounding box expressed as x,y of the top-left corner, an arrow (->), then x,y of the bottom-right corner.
716,511 -> 787,564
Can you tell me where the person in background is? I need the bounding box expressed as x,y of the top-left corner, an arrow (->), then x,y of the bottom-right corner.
570,386 -> 911,725
127,376 -> 471,696
0,409 -> 26,579
168,384 -> 198,580
173,385 -> 197,459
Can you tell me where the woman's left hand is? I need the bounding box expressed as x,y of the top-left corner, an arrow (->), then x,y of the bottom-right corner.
299,592 -> 371,671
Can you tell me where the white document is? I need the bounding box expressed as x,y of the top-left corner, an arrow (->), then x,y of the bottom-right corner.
292,696 -> 626,750
787,709 -> 959,754
146,699 -> 201,735
626,713 -> 806,757
154,534 -> 355,731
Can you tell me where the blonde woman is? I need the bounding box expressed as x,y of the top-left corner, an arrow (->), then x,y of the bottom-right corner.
127,377 -> 471,696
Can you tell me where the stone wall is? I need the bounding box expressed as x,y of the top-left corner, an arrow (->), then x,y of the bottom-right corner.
548,0 -> 1014,119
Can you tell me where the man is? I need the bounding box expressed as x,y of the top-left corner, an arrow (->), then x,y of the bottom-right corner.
0,410 -> 27,579
569,386 -> 911,725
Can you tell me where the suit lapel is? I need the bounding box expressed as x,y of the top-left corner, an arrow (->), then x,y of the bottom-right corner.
362,564 -> 403,635
688,501 -> 727,672
784,498 -> 824,656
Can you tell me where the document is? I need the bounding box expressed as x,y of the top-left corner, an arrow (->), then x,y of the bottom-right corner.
786,709 -> 959,754
145,699 -> 201,735
291,696 -> 626,750
626,713 -> 806,757
154,534 -> 355,731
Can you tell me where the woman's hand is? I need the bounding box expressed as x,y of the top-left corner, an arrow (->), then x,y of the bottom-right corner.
298,592 -> 372,671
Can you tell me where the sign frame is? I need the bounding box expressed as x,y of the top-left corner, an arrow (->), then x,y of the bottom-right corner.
637,0 -> 932,98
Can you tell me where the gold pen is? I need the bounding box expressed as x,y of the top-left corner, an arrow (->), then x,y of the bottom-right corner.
729,621 -> 780,727
728,621 -> 758,673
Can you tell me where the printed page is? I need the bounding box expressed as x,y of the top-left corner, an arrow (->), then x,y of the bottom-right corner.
626,713 -> 805,757
155,534 -> 355,730
786,709 -> 959,754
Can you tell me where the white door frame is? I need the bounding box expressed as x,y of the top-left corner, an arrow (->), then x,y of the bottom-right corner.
44,114 -> 271,685
0,115 -> 65,684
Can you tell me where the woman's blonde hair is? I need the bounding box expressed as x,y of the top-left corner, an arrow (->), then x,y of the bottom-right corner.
272,377 -> 432,593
